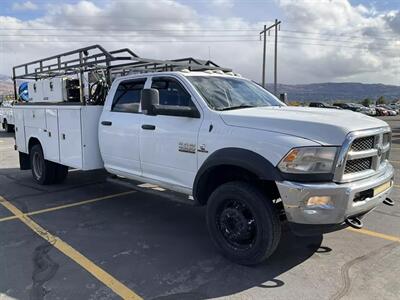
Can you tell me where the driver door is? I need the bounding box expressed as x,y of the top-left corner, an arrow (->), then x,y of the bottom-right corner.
139,76 -> 202,190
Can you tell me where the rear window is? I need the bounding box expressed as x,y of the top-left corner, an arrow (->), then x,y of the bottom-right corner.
112,79 -> 146,113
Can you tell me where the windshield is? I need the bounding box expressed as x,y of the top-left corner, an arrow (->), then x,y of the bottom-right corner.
187,76 -> 284,110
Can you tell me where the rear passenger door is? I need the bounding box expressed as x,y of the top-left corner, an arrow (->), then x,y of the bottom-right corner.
99,78 -> 147,176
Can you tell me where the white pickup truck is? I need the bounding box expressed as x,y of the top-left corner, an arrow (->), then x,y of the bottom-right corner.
0,102 -> 15,132
12,46 -> 394,265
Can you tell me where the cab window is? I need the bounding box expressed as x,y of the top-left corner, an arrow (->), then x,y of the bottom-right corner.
112,79 -> 146,113
151,77 -> 193,107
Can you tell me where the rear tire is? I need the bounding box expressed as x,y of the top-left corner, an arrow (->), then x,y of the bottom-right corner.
206,181 -> 281,265
4,121 -> 13,133
30,144 -> 56,185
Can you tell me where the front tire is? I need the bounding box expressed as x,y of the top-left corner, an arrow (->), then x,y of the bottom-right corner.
30,144 -> 56,185
206,181 -> 281,265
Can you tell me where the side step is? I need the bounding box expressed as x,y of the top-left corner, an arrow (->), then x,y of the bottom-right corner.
106,176 -> 196,205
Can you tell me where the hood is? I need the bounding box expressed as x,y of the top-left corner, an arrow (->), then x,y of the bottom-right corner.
219,106 -> 388,145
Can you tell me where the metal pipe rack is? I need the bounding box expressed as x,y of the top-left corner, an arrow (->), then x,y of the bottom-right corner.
12,44 -> 232,102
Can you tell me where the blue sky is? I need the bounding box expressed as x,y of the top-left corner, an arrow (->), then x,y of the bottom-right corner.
1,1 -> 399,84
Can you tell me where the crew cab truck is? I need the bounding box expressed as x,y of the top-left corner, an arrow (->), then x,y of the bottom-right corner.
0,101 -> 15,132
12,45 -> 395,265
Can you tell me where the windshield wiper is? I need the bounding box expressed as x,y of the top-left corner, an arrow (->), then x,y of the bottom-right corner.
218,105 -> 256,111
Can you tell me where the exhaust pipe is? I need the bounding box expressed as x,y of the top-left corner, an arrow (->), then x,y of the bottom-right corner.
345,217 -> 363,229
383,198 -> 395,206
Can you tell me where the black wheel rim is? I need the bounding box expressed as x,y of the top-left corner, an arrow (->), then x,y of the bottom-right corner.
217,199 -> 257,250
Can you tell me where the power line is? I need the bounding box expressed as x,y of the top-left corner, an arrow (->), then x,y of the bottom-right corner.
0,38 -> 396,53
0,28 -> 260,32
279,34 -> 398,45
281,29 -> 400,41
0,34 -> 260,38
0,33 -> 397,46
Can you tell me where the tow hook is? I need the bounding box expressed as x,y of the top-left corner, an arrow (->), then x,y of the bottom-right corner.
383,197 -> 395,206
345,217 -> 363,229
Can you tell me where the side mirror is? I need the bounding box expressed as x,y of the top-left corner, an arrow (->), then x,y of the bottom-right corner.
141,88 -> 159,116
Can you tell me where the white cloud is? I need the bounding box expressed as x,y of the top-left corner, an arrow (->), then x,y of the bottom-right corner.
12,1 -> 38,11
211,0 -> 234,9
1,0 -> 399,85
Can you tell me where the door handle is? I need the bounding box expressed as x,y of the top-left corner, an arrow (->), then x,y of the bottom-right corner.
101,121 -> 112,126
141,124 -> 156,130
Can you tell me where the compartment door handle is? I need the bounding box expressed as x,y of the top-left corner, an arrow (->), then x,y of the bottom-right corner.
101,121 -> 112,126
141,124 -> 156,130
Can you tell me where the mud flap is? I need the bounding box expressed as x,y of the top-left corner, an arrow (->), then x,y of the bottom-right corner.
19,151 -> 31,170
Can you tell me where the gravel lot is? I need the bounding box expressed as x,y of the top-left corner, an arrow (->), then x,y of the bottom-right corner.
0,116 -> 399,300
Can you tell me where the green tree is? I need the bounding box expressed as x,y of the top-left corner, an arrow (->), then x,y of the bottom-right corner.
377,96 -> 386,105
361,98 -> 372,107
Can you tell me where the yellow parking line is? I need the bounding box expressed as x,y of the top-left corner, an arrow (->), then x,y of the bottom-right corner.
390,160 -> 400,164
0,195 -> 142,300
0,215 -> 19,222
0,191 -> 136,223
346,227 -> 400,243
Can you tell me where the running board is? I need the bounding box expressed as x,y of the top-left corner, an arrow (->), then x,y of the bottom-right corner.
106,176 -> 196,205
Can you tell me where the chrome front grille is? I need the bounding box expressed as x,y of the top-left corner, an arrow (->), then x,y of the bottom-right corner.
351,136 -> 374,152
334,127 -> 391,182
344,157 -> 372,174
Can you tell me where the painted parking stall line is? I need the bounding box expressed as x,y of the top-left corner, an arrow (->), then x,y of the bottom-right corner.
0,195 -> 142,300
346,227 -> 400,243
0,190 -> 136,223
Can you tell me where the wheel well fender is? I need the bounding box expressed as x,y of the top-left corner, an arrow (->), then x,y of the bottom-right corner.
193,148 -> 282,205
28,137 -> 42,153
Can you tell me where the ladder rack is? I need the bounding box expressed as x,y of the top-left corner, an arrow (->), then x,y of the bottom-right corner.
12,44 -> 232,101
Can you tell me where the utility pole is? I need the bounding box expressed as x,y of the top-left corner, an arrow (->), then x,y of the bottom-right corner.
261,25 -> 267,88
274,19 -> 280,96
259,20 -> 281,91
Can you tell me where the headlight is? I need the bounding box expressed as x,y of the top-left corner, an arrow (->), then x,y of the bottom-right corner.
278,147 -> 338,174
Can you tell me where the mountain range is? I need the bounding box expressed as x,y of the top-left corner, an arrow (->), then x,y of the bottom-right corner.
0,75 -> 13,96
265,82 -> 400,103
0,74 -> 399,103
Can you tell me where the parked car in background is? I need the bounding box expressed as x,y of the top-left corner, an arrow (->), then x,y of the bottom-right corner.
387,103 -> 400,113
333,103 -> 373,115
352,103 -> 376,116
309,102 -> 341,109
333,103 -> 359,111
377,105 -> 398,116
375,107 -> 389,116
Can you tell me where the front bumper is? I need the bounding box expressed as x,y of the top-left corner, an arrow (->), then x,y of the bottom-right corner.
276,163 -> 394,235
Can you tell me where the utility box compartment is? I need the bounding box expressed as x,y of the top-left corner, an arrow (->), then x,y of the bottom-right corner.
23,108 -> 46,128
14,109 -> 26,153
27,78 -> 81,103
43,78 -> 64,102
59,109 -> 83,168
44,109 -> 60,162
28,81 -> 44,102
15,105 -> 104,170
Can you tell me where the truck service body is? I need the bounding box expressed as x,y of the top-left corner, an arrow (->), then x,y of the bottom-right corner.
11,45 -> 395,265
